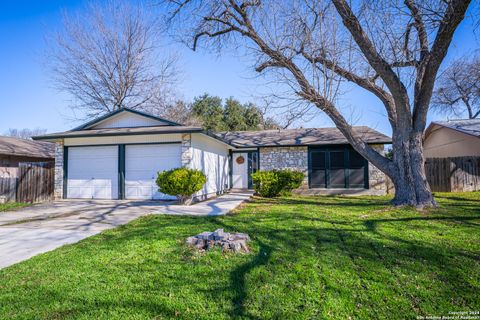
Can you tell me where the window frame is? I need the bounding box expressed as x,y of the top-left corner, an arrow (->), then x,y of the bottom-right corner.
308,145 -> 369,189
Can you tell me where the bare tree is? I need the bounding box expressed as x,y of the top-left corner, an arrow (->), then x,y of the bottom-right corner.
432,53 -> 480,119
165,0 -> 473,207
5,128 -> 48,140
46,1 -> 179,120
160,100 -> 203,126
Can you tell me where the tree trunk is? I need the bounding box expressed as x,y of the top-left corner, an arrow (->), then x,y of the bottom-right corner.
178,195 -> 193,205
387,126 -> 436,208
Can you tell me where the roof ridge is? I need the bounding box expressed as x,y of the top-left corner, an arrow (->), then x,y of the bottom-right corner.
219,125 -> 373,134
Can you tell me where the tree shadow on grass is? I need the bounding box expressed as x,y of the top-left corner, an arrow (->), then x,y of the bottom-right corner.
434,193 -> 480,203
229,240 -> 272,319
2,197 -> 479,319
253,197 -> 389,208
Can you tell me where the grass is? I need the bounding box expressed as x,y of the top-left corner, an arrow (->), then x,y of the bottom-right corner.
0,192 -> 479,319
0,202 -> 30,212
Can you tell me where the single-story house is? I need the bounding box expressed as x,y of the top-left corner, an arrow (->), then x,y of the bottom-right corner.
0,136 -> 54,178
33,108 -> 391,200
424,119 -> 480,158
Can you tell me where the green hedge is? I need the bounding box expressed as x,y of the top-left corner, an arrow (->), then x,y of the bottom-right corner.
156,168 -> 206,204
251,169 -> 304,198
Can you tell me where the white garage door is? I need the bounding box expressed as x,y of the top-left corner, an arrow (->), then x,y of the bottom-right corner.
125,144 -> 181,200
67,146 -> 118,199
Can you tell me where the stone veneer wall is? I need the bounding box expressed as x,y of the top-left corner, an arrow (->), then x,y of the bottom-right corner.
259,146 -> 309,189
367,144 -> 388,195
181,133 -> 192,167
259,145 -> 388,195
54,140 -> 64,199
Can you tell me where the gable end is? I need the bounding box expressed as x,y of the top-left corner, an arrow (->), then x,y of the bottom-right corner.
73,108 -> 181,131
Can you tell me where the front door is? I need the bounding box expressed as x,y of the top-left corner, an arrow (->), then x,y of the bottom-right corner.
232,151 -> 258,189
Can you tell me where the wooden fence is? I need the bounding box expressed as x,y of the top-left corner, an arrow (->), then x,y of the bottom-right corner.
0,177 -> 17,202
0,162 -> 54,203
425,157 -> 480,192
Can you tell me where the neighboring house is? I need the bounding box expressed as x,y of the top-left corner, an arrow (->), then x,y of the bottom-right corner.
424,119 -> 480,158
33,108 -> 391,201
0,136 -> 54,177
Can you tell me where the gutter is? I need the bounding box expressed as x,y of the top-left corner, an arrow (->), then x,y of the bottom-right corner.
32,128 -> 204,141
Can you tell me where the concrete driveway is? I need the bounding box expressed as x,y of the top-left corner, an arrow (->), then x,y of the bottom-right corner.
0,200 -> 164,269
0,191 -> 252,270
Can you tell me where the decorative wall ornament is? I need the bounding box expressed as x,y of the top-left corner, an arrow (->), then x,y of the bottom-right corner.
236,156 -> 245,164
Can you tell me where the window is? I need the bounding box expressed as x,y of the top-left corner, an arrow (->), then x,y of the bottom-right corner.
310,151 -> 326,188
309,146 -> 368,189
348,149 -> 367,188
329,151 -> 346,188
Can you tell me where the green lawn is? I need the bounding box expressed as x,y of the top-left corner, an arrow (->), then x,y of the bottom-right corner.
0,193 -> 479,319
0,202 -> 30,212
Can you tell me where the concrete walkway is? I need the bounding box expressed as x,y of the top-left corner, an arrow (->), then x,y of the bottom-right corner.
153,191 -> 253,216
0,191 -> 252,269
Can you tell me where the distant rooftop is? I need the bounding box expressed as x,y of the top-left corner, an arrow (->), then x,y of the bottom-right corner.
217,126 -> 391,148
432,119 -> 480,138
0,136 -> 54,159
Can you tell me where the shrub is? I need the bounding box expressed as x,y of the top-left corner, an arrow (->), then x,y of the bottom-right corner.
251,170 -> 283,198
278,170 -> 305,192
251,169 -> 304,198
156,168 -> 207,204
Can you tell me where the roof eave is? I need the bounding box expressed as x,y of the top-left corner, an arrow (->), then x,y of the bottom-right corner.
0,151 -> 54,159
33,128 -> 204,141
230,140 -> 392,149
430,121 -> 480,139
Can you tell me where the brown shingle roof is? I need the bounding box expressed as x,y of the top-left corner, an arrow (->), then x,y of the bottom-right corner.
0,136 -> 54,159
216,126 -> 391,148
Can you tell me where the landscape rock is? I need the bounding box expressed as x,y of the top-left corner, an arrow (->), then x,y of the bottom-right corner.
186,236 -> 197,246
213,229 -> 227,241
197,231 -> 214,240
186,230 -> 251,253
232,233 -> 250,241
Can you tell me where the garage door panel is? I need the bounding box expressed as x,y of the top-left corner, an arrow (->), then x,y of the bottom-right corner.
67,146 -> 118,199
67,187 -> 93,199
125,144 -> 181,200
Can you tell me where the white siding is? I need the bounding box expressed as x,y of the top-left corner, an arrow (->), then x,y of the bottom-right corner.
424,126 -> 480,158
90,111 -> 170,129
190,133 -> 230,198
64,134 -> 182,146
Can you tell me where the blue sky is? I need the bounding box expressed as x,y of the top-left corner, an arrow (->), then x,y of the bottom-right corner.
0,1 -> 478,136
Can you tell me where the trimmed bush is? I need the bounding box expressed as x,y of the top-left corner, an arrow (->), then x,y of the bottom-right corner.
278,170 -> 305,192
251,169 -> 304,198
156,168 -> 207,204
251,171 -> 283,198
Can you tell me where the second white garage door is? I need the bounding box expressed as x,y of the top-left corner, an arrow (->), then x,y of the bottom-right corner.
125,144 -> 182,200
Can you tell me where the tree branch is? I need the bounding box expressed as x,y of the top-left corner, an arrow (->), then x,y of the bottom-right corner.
193,28 -> 236,50
301,51 -> 397,125
404,0 -> 429,59
412,0 -> 471,131
332,0 -> 411,116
